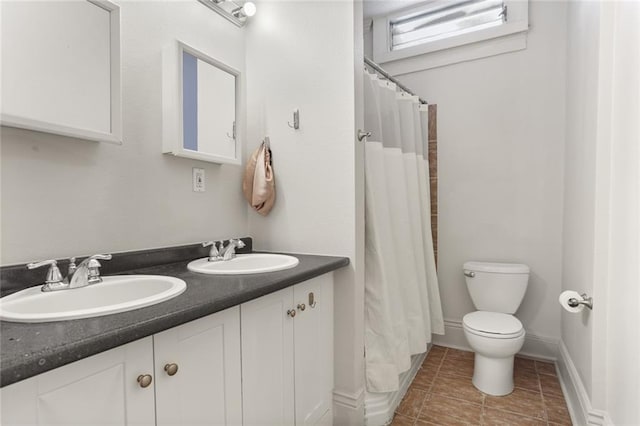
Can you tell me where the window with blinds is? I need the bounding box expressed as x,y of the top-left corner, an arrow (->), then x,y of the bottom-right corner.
390,0 -> 507,51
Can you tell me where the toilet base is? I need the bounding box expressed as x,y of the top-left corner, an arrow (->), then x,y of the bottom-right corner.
471,353 -> 515,396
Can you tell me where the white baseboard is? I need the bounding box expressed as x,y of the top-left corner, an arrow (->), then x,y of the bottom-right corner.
364,350 -> 428,426
557,341 -> 612,426
333,387 -> 365,425
433,319 -> 559,361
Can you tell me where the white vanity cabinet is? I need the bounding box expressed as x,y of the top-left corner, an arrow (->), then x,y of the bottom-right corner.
0,273 -> 334,426
241,274 -> 334,426
0,306 -> 242,426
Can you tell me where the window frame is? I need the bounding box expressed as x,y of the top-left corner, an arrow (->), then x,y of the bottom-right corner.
372,0 -> 529,66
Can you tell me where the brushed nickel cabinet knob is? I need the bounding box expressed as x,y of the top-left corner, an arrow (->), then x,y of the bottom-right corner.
297,303 -> 306,311
137,374 -> 153,388
287,309 -> 296,318
164,363 -> 179,376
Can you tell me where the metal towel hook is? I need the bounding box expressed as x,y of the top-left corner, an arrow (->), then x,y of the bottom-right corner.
287,109 -> 300,130
226,121 -> 236,139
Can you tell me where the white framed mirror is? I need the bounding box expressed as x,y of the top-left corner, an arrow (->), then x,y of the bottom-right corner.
162,41 -> 241,165
0,0 -> 121,144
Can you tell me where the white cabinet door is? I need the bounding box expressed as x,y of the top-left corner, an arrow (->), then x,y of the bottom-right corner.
293,275 -> 334,426
241,274 -> 335,426
241,287 -> 296,426
0,337 -> 155,426
153,307 -> 242,426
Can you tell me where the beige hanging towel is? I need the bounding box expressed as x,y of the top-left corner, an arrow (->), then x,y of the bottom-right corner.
243,138 -> 275,215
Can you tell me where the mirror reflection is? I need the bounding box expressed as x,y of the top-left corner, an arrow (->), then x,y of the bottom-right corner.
163,41 -> 240,165
182,50 -> 236,158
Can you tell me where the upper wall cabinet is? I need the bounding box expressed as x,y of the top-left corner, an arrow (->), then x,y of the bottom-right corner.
0,0 -> 122,144
162,41 -> 241,165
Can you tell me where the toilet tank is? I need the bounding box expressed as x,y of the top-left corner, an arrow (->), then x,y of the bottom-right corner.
463,261 -> 530,314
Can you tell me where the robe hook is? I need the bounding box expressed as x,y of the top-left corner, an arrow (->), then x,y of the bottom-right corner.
287,109 -> 300,130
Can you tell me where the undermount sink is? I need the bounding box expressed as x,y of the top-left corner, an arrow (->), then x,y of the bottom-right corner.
0,275 -> 186,323
187,253 -> 299,275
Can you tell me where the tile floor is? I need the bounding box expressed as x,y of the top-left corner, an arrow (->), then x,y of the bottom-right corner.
391,346 -> 572,425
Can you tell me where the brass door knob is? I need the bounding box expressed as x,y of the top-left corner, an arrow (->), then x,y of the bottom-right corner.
297,303 -> 306,311
287,309 -> 296,318
164,363 -> 179,376
137,374 -> 153,388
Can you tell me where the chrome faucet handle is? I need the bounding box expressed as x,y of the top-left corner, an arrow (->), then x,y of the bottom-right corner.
87,259 -> 103,284
27,259 -> 67,292
202,241 -> 220,261
78,254 -> 112,262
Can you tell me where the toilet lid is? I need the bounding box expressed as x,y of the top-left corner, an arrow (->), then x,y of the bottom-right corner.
463,311 -> 523,336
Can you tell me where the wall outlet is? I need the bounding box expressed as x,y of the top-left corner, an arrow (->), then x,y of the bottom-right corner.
193,168 -> 205,192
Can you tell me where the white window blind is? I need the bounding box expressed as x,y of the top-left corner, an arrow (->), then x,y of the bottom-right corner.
391,0 -> 507,51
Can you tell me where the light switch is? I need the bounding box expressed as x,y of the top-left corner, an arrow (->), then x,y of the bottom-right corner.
193,168 -> 205,192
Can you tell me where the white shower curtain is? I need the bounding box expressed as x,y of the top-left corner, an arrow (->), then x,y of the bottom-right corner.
364,71 -> 444,393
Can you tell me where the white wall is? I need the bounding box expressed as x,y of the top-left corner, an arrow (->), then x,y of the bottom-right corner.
369,1 -> 567,355
244,1 -> 364,422
0,1 -> 247,265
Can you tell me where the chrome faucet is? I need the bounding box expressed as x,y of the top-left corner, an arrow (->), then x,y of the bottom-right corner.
219,239 -> 246,261
68,254 -> 112,289
27,254 -> 112,292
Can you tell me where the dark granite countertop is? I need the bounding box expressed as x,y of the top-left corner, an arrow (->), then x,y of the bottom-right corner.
0,246 -> 349,387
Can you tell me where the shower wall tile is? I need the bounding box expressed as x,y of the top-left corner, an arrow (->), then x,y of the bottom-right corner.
429,189 -> 437,217
428,143 -> 437,177
428,156 -> 437,180
428,105 -> 437,142
428,104 -> 438,264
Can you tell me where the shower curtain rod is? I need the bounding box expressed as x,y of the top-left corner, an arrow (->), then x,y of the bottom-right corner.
364,56 -> 428,105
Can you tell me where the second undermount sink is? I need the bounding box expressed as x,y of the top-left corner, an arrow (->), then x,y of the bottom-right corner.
0,275 -> 186,323
187,253 -> 299,275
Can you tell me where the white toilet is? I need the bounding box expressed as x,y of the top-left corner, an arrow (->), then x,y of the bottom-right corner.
462,261 -> 530,396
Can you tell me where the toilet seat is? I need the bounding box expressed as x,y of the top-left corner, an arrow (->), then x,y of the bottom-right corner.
463,311 -> 524,339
